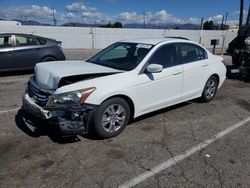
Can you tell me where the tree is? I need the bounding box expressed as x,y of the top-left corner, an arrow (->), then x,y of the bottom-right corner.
203,21 -> 214,30
113,22 -> 123,28
100,22 -> 123,28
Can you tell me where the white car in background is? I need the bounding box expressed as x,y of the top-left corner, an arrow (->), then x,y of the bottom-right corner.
22,37 -> 226,138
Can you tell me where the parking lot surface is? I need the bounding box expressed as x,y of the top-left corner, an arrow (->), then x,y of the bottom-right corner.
0,50 -> 250,188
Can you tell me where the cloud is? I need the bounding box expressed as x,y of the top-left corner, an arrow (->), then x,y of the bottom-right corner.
65,2 -> 96,12
117,10 -> 180,24
0,5 -> 66,23
118,12 -> 142,23
233,10 -> 248,17
0,5 -> 53,20
208,15 -> 223,24
187,17 -> 201,25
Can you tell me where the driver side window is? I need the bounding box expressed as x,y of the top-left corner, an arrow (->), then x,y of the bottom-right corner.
147,44 -> 177,68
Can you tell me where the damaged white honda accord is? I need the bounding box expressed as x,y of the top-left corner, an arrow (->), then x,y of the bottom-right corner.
22,37 -> 226,138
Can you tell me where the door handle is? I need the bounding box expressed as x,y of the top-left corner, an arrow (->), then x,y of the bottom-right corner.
173,72 -> 182,75
202,64 -> 208,67
6,51 -> 13,55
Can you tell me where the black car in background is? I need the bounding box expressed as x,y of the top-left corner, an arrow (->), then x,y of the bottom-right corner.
0,33 -> 65,72
226,25 -> 250,81
227,35 -> 250,66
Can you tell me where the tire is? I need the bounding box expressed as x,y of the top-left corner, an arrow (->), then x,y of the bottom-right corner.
200,75 -> 218,102
93,97 -> 130,138
42,56 -> 56,62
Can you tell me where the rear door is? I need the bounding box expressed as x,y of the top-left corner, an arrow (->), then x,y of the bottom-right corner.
13,35 -> 41,69
0,35 -> 15,70
177,43 -> 209,100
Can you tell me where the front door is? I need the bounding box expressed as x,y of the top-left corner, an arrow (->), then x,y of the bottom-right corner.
135,44 -> 183,115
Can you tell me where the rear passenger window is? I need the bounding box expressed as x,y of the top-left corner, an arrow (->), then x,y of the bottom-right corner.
178,43 -> 207,64
148,44 -> 177,68
37,37 -> 47,45
0,36 -> 12,48
15,35 -> 38,46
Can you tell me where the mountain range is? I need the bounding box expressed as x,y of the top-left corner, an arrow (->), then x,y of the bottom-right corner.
1,19 -> 201,30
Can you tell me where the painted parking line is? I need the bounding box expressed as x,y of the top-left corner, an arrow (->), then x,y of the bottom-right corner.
0,108 -> 20,114
118,116 -> 250,188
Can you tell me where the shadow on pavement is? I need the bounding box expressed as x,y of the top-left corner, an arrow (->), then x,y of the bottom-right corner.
133,101 -> 191,123
15,102 -> 193,142
0,70 -> 33,77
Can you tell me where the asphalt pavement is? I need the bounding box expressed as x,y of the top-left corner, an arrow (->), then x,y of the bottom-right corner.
0,50 -> 250,188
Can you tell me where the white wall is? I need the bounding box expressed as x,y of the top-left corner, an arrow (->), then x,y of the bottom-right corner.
0,25 -> 237,50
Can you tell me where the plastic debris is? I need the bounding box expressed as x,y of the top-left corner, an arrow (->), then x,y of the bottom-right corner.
205,154 -> 211,158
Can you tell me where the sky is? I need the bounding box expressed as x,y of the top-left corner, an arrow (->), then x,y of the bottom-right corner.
0,0 -> 249,25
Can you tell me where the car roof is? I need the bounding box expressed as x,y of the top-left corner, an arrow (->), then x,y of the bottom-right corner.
0,33 -> 36,36
0,33 -> 50,39
0,33 -> 57,42
121,37 -> 190,45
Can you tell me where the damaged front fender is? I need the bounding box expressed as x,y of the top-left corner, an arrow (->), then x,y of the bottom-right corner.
46,103 -> 96,135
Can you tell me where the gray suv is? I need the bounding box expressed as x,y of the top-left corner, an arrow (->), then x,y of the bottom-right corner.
0,33 -> 65,72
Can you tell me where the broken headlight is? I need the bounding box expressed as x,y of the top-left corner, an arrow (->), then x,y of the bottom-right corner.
47,87 -> 96,106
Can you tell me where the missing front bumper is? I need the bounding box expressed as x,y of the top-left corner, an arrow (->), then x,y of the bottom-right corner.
22,93 -> 96,135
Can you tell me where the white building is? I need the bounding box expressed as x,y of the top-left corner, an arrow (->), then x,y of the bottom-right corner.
0,20 -> 21,26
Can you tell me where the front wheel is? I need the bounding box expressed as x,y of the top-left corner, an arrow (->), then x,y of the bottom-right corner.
93,97 -> 130,138
200,76 -> 218,102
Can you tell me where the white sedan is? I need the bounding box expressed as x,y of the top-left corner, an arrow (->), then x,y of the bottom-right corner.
22,37 -> 226,138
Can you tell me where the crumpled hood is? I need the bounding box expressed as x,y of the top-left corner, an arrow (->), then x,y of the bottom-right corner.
35,61 -> 121,90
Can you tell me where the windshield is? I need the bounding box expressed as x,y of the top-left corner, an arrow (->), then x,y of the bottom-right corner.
87,42 -> 153,71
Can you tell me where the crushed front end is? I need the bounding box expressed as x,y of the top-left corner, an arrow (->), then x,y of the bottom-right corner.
22,76 -> 97,135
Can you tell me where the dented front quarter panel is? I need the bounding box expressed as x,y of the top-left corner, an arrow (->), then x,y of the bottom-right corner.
53,70 -> 139,116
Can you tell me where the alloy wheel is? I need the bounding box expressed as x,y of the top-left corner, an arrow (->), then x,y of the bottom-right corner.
205,79 -> 216,99
101,104 -> 126,133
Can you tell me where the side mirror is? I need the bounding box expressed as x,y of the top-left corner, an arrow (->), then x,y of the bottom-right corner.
146,64 -> 163,73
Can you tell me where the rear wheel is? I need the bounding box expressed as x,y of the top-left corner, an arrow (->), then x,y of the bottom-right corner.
200,75 -> 218,102
42,56 -> 56,62
93,97 -> 130,138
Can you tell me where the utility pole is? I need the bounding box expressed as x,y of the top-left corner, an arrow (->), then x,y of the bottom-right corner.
143,12 -> 146,29
221,12 -> 228,55
225,12 -> 228,26
52,6 -> 57,26
246,4 -> 250,25
200,18 -> 204,30
221,15 -> 225,30
199,18 -> 204,44
239,0 -> 244,29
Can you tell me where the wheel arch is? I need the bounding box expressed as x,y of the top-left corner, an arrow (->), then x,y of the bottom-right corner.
41,55 -> 57,62
101,94 -> 135,121
202,73 -> 220,89
210,73 -> 220,83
